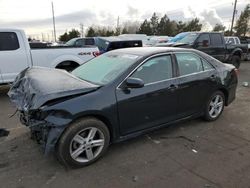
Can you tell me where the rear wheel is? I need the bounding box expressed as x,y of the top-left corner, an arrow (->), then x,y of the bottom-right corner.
204,91 -> 225,121
231,55 -> 241,69
56,117 -> 110,168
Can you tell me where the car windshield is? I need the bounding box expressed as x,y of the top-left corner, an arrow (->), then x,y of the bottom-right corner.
65,38 -> 78,46
177,33 -> 198,44
72,52 -> 141,85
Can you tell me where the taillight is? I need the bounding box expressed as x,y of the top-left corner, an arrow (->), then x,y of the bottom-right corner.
93,51 -> 100,57
234,68 -> 239,76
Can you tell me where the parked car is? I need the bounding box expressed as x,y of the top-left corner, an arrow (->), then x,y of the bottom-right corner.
156,32 -> 248,68
118,34 -> 150,46
95,37 -> 143,53
0,29 -> 100,84
9,47 -> 238,168
239,37 -> 250,60
66,36 -> 143,54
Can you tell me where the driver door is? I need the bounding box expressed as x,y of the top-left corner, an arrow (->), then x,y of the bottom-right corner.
115,54 -> 179,135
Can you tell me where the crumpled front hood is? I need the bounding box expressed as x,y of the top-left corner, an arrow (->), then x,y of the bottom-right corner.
8,67 -> 99,111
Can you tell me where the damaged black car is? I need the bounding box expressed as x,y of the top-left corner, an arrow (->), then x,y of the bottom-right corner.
8,47 -> 238,168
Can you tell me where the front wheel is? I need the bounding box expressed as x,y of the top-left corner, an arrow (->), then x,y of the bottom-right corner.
56,117 -> 110,168
204,91 -> 225,121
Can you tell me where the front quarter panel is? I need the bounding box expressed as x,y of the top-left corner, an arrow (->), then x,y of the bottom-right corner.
40,86 -> 119,152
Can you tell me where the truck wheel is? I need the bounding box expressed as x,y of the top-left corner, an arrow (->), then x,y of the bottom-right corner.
56,117 -> 110,168
56,61 -> 79,72
232,55 -> 241,68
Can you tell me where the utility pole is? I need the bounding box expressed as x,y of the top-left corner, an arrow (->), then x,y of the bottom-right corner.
116,16 -> 120,35
80,23 -> 84,37
230,0 -> 237,35
51,2 -> 57,42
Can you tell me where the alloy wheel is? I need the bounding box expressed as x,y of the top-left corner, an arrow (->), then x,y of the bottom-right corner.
208,94 -> 224,119
69,127 -> 105,163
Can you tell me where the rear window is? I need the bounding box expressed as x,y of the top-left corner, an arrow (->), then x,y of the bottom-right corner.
0,32 -> 20,51
108,41 -> 142,51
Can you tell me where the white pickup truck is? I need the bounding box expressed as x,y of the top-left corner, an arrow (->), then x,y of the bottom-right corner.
0,29 -> 100,84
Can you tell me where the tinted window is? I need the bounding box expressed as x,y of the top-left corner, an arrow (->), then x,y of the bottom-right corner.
0,32 -> 19,51
196,34 -> 210,46
176,53 -> 203,76
210,34 -> 223,46
84,38 -> 95,45
228,38 -> 235,44
131,55 -> 172,84
75,39 -> 84,46
108,41 -> 142,51
235,38 -> 240,44
202,59 -> 214,71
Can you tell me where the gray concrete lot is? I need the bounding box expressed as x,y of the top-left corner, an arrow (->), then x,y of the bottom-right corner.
0,62 -> 250,188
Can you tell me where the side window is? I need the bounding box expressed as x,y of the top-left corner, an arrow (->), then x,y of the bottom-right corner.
202,59 -> 214,71
196,34 -> 210,46
228,38 -> 235,44
84,38 -> 95,45
0,32 -> 19,51
131,55 -> 173,84
210,34 -> 223,46
235,38 -> 240,44
75,39 -> 84,47
176,53 -> 203,76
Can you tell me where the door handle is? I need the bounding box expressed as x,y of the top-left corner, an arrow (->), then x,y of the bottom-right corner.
168,84 -> 178,91
210,75 -> 216,81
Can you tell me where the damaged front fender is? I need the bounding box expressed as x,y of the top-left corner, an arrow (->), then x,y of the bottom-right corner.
21,109 -> 74,154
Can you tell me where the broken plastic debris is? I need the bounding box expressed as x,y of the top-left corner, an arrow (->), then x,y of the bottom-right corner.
192,149 -> 198,153
242,82 -> 249,87
146,135 -> 161,144
132,176 -> 138,182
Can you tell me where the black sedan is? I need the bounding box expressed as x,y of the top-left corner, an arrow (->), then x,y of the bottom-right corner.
8,47 -> 238,168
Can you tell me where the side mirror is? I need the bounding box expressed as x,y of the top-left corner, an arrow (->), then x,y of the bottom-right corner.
125,77 -> 144,88
202,40 -> 209,47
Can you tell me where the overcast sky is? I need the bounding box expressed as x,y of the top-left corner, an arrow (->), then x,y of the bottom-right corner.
0,0 -> 249,40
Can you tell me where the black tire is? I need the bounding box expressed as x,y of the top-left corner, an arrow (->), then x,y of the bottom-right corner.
56,61 -> 79,72
56,117 -> 110,168
231,55 -> 241,69
203,91 -> 225,121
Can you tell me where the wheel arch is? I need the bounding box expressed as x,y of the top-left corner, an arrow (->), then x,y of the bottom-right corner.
231,48 -> 242,58
218,88 -> 229,106
61,113 -> 115,143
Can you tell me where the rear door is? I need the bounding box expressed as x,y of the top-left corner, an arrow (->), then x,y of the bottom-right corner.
209,33 -> 226,62
116,54 -> 179,135
0,32 -> 29,83
195,33 -> 213,55
174,52 -> 218,117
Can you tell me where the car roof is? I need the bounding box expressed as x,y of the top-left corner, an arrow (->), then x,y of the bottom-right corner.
110,47 -> 199,56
